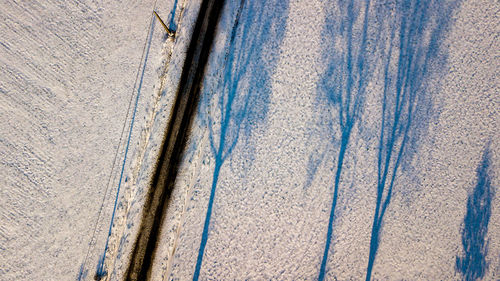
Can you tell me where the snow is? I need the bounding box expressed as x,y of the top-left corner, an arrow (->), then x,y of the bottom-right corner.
0,0 -> 179,279
155,0 -> 499,279
1,0 -> 499,280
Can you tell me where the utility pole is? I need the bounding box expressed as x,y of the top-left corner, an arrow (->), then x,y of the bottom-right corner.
154,11 -> 175,38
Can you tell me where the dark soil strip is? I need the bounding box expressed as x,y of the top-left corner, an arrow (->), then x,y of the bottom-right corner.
124,0 -> 225,279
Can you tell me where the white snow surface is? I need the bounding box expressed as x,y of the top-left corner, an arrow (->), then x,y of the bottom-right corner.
1,0 -> 499,280
160,0 -> 500,279
0,0 -> 182,280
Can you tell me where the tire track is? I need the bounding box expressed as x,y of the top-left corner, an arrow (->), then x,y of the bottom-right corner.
124,0 -> 225,279
103,0 -> 190,278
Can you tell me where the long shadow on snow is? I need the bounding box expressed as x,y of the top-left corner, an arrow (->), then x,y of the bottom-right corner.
92,13 -> 157,281
193,0 -> 289,279
124,0 -> 225,279
317,1 -> 375,279
456,145 -> 494,281
365,1 -> 461,280
314,0 -> 461,280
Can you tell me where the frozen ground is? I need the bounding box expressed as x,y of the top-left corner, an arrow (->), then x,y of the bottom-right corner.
153,0 -> 499,280
1,0 -> 499,280
0,0 -> 179,280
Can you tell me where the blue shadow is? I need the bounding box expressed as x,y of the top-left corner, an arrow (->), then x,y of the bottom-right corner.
193,0 -> 289,279
317,1 -> 374,279
95,14 -> 156,280
315,0 -> 461,280
456,146 -> 494,280
365,1 -> 461,280
168,0 -> 179,32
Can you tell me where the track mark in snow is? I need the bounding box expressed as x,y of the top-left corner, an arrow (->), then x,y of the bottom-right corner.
124,0 -> 226,279
81,1 -> 160,279
101,0 -> 191,278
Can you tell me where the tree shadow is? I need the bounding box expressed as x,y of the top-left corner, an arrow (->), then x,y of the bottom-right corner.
315,0 -> 462,279
456,145 -> 494,281
193,0 -> 289,279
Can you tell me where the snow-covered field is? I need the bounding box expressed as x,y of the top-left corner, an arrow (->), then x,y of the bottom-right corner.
0,0 -> 181,279
156,0 -> 499,280
1,0 -> 498,280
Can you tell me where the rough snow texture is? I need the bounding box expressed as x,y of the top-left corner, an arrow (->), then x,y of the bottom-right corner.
159,0 -> 499,280
102,0 -> 202,279
1,0 -> 499,280
0,0 -> 175,280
